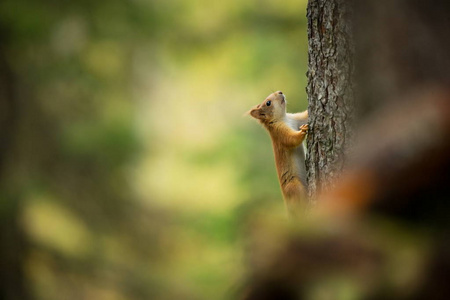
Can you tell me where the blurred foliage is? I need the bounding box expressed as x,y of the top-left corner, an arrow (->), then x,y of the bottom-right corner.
0,0 -> 309,299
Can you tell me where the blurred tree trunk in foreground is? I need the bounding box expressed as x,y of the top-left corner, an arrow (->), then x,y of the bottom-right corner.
0,40 -> 30,300
306,0 -> 355,202
242,0 -> 450,299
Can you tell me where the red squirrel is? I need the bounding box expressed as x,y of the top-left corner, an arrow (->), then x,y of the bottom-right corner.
248,91 -> 308,216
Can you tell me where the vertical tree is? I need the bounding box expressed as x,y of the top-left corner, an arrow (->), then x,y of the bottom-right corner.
305,0 -> 355,201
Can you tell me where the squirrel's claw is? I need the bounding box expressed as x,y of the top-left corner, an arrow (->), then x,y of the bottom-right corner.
299,124 -> 309,134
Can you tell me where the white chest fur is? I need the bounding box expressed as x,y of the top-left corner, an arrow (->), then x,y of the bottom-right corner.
285,116 -> 299,131
284,115 -> 307,185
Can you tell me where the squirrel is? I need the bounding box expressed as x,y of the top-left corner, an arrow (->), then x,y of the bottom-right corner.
248,91 -> 309,217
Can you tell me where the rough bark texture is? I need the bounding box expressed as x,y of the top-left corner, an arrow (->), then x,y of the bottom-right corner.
306,0 -> 354,202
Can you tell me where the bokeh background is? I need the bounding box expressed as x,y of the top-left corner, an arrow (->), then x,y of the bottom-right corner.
0,0 -> 309,299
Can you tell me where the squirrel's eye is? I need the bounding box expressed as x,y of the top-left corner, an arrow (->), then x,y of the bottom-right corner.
266,101 -> 271,106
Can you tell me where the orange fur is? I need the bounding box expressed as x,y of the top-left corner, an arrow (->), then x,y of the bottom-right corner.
249,91 -> 309,216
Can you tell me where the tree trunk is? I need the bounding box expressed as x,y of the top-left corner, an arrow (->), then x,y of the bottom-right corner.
305,0 -> 355,202
0,43 -> 31,300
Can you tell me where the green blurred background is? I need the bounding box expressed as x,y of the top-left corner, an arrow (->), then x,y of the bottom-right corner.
0,0 -> 309,299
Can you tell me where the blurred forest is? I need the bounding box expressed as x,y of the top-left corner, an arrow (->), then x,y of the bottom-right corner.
0,0 -> 310,299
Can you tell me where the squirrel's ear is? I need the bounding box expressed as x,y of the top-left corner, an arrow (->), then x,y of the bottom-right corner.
250,108 -> 261,119
249,105 -> 264,119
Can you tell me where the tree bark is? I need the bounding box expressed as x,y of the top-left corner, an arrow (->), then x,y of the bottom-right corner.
305,0 -> 355,202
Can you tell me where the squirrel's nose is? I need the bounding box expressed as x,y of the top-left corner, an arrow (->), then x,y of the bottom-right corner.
278,91 -> 283,95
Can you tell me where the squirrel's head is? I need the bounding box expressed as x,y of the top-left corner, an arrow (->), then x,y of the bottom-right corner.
248,91 -> 286,123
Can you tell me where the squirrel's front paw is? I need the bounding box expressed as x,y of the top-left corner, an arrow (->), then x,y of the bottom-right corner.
299,124 -> 308,135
